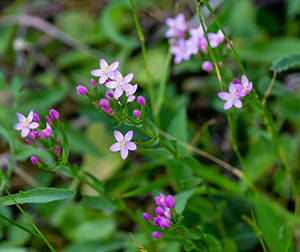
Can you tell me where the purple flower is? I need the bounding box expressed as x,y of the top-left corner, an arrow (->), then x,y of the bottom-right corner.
93,102 -> 99,108
165,13 -> 187,38
90,59 -> 119,84
55,146 -> 61,154
133,110 -> 141,118
126,84 -> 138,103
137,96 -> 146,106
76,85 -> 88,95
160,218 -> 170,229
189,25 -> 206,39
25,139 -> 32,145
165,195 -> 175,208
142,213 -> 151,221
40,123 -> 52,138
155,192 -> 166,207
164,207 -> 171,219
105,71 -> 134,99
152,231 -> 161,239
235,74 -> 253,97
155,207 -> 165,217
28,130 -> 39,139
49,109 -> 59,121
90,78 -> 96,87
106,92 -> 114,99
46,116 -> 52,124
170,39 -> 191,64
186,37 -> 199,56
218,83 -> 242,110
33,113 -> 40,122
233,78 -> 240,84
99,99 -> 110,107
109,130 -> 137,160
153,216 -> 163,227
202,61 -> 213,72
14,110 -> 39,138
30,156 -> 39,165
207,30 -> 225,48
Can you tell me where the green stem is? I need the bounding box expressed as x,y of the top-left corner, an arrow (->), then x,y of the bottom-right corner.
129,0 -> 158,124
5,189 -> 56,252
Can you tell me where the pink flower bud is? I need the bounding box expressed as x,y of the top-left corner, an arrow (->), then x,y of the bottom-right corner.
165,195 -> 175,208
55,140 -> 60,144
202,61 -> 213,72
233,78 -> 240,84
142,213 -> 151,221
153,217 -> 162,227
93,102 -> 99,108
25,139 -> 32,145
99,99 -> 110,107
33,113 -> 40,122
106,92 -> 114,99
218,61 -> 223,68
76,85 -> 88,95
46,116 -> 52,124
155,207 -> 165,216
55,146 -> 61,154
160,218 -> 170,229
30,156 -> 39,165
152,231 -> 161,239
91,78 -> 96,87
49,109 -> 59,120
133,109 -> 141,118
137,96 -> 146,106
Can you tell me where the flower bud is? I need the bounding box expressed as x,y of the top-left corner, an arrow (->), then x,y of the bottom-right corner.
155,207 -> 165,216
46,116 -> 52,124
202,61 -> 213,72
165,195 -> 175,208
106,92 -> 114,99
142,213 -> 151,221
25,139 -> 32,145
99,99 -> 110,107
133,109 -> 141,118
55,140 -> 60,144
76,85 -> 88,95
49,109 -> 60,120
91,78 -> 96,87
30,156 -> 39,165
152,231 -> 161,239
233,78 -> 240,84
160,218 -> 170,229
153,217 -> 162,227
137,96 -> 146,106
55,146 -> 61,154
33,113 -> 40,122
93,102 -> 99,108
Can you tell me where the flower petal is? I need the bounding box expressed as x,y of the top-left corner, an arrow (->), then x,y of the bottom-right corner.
218,92 -> 230,100
114,130 -> 123,142
110,142 -> 121,152
223,100 -> 233,110
29,122 -> 39,129
125,130 -> 133,142
123,73 -> 133,84
127,95 -> 135,103
229,82 -> 236,94
114,70 -> 122,80
16,112 -> 25,123
99,58 -> 108,69
123,84 -> 133,92
241,74 -> 248,85
14,123 -> 23,130
127,142 -> 137,151
233,99 -> 242,109
105,81 -> 118,89
120,147 -> 128,160
166,17 -> 175,27
108,72 -> 116,79
109,61 -> 119,71
28,110 -> 33,122
90,69 -> 102,77
113,87 -> 123,99
99,75 -> 107,84
21,127 -> 30,138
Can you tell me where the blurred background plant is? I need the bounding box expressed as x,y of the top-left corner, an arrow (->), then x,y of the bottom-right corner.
0,0 -> 300,251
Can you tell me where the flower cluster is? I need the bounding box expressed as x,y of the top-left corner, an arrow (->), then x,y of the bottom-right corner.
76,58 -> 148,160
165,13 -> 225,65
218,74 -> 253,110
142,193 -> 175,239
14,109 -> 62,165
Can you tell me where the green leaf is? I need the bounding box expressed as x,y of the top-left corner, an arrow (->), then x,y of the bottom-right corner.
174,189 -> 195,213
255,193 -> 293,252
81,195 -> 118,212
271,53 -> 300,72
0,188 -> 75,206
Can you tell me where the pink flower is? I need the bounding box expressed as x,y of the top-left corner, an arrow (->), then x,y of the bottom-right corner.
202,61 -> 213,72
30,156 -> 39,165
137,96 -> 146,106
90,58 -> 119,84
49,109 -> 59,120
109,130 -> 137,160
125,84 -> 138,103
105,71 -> 134,99
133,109 -> 141,118
218,83 -> 242,110
14,110 -> 39,138
152,231 -> 161,239
170,39 -> 191,64
40,122 -> 52,138
165,13 -> 187,38
155,193 -> 167,207
235,74 -> 253,97
142,213 -> 151,221
76,85 -> 88,95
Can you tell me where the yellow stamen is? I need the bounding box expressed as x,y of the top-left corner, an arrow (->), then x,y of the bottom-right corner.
160,198 -> 164,203
164,212 -> 167,215
24,118 -> 28,122
23,123 -> 27,126
43,129 -> 46,133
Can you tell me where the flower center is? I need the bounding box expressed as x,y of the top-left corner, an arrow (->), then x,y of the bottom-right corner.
160,198 -> 164,203
230,91 -> 236,100
120,139 -> 126,147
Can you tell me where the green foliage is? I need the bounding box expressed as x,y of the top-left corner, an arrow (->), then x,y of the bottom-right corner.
271,53 -> 300,72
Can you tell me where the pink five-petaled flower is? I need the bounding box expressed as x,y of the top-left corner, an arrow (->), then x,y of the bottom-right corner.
218,83 -> 242,110
235,74 -> 253,97
14,110 -> 39,138
105,71 -> 134,99
155,192 -> 167,207
125,84 -> 138,103
170,39 -> 191,64
90,58 -> 119,84
109,130 -> 137,160
40,123 -> 52,138
165,13 -> 187,38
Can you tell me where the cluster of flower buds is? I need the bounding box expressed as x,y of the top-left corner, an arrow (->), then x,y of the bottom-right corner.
142,193 -> 175,239
76,58 -> 149,160
14,109 -> 62,165
165,13 -> 225,64
218,74 -> 253,110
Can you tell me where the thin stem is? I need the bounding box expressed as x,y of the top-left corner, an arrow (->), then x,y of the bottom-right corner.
129,0 -> 157,124
262,71 -> 277,106
5,189 -> 56,252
